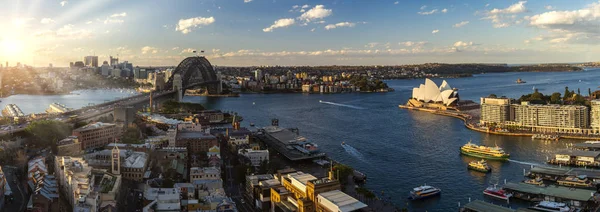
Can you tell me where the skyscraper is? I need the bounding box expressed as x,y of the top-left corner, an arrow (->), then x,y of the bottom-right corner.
109,56 -> 119,67
84,56 -> 99,67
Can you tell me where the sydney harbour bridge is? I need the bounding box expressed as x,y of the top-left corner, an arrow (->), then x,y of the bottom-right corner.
164,56 -> 222,101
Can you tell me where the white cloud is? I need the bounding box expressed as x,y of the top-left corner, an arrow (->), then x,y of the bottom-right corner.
545,5 -> 554,10
324,22 -> 356,30
420,5 -> 427,10
244,0 -> 252,2
365,42 -> 379,48
432,29 -> 439,34
399,41 -> 428,47
418,9 -> 438,15
104,12 -> 127,24
302,5 -> 310,9
311,28 -> 316,32
60,1 -> 67,7
263,18 -> 295,32
181,48 -> 196,54
482,1 -> 528,28
292,5 -> 299,9
172,47 -> 180,50
41,18 -> 55,24
86,21 -> 93,25
453,21 -> 469,28
176,16 -> 215,34
141,46 -> 159,54
34,24 -> 93,40
485,3 -> 490,7
442,8 -> 448,13
298,5 -> 332,22
394,1 -> 399,5
453,41 -> 473,47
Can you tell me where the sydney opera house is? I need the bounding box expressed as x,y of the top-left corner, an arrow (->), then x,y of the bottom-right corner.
407,79 -> 459,110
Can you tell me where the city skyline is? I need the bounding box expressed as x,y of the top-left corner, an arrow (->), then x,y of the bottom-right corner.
2,0 -> 600,67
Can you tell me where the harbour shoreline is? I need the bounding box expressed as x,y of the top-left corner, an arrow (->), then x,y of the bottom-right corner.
398,104 -> 600,140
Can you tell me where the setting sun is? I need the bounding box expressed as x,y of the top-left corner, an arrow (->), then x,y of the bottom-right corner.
1,38 -> 24,56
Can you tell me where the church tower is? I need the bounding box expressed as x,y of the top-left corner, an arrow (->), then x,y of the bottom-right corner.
111,144 -> 121,175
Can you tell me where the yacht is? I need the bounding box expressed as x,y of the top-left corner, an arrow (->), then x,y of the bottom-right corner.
529,201 -> 571,212
408,185 -> 441,200
483,185 -> 512,201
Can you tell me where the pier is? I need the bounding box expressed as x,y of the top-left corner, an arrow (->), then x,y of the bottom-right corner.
255,126 -> 326,161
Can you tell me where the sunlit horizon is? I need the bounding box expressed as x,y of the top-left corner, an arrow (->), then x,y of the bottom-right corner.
1,0 -> 600,67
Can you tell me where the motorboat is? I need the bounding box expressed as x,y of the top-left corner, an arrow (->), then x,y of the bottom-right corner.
529,201 -> 570,212
483,185 -> 512,201
408,185 -> 441,200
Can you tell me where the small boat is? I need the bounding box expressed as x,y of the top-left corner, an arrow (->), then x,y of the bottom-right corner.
516,78 -> 526,84
585,140 -> 600,144
249,123 -> 255,127
529,201 -> 570,212
408,185 -> 441,200
468,159 -> 491,173
523,177 -> 545,186
319,100 -> 323,103
341,141 -> 346,146
483,185 -> 512,201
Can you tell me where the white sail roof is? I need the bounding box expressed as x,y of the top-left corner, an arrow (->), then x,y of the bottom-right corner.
411,78 -> 457,106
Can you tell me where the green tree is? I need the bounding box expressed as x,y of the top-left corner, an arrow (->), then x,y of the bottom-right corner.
121,126 -> 142,144
550,92 -> 562,104
333,164 -> 354,184
564,87 -> 571,101
488,94 -> 497,98
530,89 -> 543,101
578,88 -> 581,95
25,120 -> 72,153
589,88 -> 592,97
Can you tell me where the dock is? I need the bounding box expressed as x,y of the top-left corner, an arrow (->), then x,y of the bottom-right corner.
460,200 -> 515,212
573,142 -> 600,151
503,182 -> 596,208
548,149 -> 600,168
256,126 -> 326,161
528,166 -> 600,181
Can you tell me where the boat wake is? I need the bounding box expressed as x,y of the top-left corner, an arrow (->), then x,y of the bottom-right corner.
319,100 -> 365,109
342,143 -> 366,161
508,159 -> 541,166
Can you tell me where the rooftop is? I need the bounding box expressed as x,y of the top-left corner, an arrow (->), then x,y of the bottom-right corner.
74,122 -> 115,132
556,149 -> 600,158
58,136 -> 78,146
317,190 -> 367,212
503,182 -> 594,202
462,200 -> 515,212
263,126 -> 306,144
177,131 -> 217,140
288,172 -> 317,186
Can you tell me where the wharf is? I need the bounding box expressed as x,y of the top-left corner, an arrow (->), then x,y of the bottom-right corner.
503,182 -> 595,203
573,142 -> 600,151
460,200 -> 515,212
256,126 -> 326,161
528,166 -> 600,180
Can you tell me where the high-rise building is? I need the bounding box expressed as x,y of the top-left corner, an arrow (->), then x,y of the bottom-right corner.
480,97 -> 511,125
84,56 -> 99,67
591,100 -> 600,129
72,122 -> 119,151
510,102 -> 589,129
101,61 -> 111,76
254,69 -> 263,82
109,56 -> 119,67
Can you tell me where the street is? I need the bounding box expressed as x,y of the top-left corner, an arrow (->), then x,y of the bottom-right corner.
3,166 -> 27,212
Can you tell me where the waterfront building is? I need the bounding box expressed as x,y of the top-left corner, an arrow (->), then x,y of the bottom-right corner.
503,182 -> 595,209
316,190 -> 368,212
480,97 -> 510,125
154,147 -> 188,177
591,100 -> 600,130
270,171 -> 343,212
238,149 -> 269,167
189,167 -> 220,181
2,104 -> 24,117
45,102 -> 72,114
72,122 -> 119,151
509,102 -> 589,132
175,132 -> 219,154
57,136 -> 83,156
408,78 -> 459,109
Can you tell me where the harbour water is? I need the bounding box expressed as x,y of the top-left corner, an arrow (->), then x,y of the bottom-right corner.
0,89 -> 138,115
187,69 -> 600,211
4,70 -> 600,211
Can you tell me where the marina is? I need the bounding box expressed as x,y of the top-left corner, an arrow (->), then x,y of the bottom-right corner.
502,182 -> 597,209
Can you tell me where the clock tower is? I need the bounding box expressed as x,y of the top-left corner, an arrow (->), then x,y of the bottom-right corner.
111,144 -> 120,175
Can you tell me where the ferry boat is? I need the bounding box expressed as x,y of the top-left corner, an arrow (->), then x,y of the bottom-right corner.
516,78 -> 526,84
468,159 -> 491,173
408,185 -> 441,200
483,185 -> 512,201
557,175 -> 593,188
460,141 -> 510,160
529,201 -> 570,212
523,177 -> 545,186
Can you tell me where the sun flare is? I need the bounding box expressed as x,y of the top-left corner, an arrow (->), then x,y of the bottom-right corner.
1,38 -> 24,56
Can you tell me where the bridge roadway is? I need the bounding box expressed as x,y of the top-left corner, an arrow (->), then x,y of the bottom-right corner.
0,90 -> 176,135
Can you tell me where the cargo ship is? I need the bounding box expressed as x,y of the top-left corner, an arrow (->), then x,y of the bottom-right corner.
460,141 -> 510,160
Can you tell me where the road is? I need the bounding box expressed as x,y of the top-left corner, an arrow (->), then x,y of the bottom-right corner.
3,166 -> 27,212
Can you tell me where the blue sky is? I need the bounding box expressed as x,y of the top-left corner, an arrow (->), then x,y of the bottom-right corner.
1,0 -> 600,66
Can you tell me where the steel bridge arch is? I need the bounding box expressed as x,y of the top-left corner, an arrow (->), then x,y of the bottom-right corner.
165,56 -> 218,90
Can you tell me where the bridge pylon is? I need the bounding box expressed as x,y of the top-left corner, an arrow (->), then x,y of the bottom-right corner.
173,73 -> 183,102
